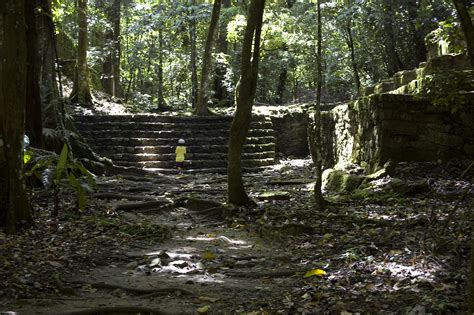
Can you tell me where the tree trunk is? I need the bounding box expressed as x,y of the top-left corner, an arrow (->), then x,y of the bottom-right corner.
227,0 -> 265,206
0,0 -> 33,233
312,0 -> 326,210
381,0 -> 404,76
452,0 -> 474,67
101,0 -> 122,97
213,0 -> 231,106
276,45 -> 288,105
157,28 -> 166,111
70,0 -> 93,105
345,22 -> 361,96
189,0 -> 198,108
406,0 -> 427,67
25,0 -> 44,148
195,0 -> 222,116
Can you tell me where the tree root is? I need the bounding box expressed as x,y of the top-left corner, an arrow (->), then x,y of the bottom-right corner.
115,200 -> 172,211
224,270 -> 301,278
66,306 -> 164,314
94,193 -> 157,201
71,281 -> 195,297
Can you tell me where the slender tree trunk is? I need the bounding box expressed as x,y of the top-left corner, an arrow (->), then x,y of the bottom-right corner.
227,0 -> 265,206
406,0 -> 427,67
195,0 -> 222,116
101,0 -> 122,97
25,0 -> 44,148
157,27 -> 166,111
312,0 -> 326,210
38,0 -> 65,131
70,0 -> 93,105
189,0 -> 198,108
213,0 -> 231,105
452,0 -> 474,67
276,45 -> 289,104
0,0 -> 33,233
381,0 -> 404,76
345,22 -> 361,96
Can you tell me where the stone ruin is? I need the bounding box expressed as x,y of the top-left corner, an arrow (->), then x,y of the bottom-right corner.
270,52 -> 474,175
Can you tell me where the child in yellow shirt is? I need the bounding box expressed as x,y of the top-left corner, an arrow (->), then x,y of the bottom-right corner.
175,139 -> 187,171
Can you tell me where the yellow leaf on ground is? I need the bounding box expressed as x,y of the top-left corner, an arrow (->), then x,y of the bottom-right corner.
197,305 -> 210,313
304,268 -> 327,278
202,251 -> 215,261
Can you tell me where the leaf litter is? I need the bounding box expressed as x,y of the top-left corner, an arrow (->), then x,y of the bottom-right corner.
0,159 -> 471,314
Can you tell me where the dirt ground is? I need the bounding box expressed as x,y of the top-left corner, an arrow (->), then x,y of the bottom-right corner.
0,158 -> 471,314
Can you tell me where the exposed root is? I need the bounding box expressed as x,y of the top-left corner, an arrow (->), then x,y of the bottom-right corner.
66,306 -> 164,314
71,281 -> 195,297
115,200 -> 172,211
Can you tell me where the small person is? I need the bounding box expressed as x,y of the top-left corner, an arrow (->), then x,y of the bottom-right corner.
175,138 -> 187,172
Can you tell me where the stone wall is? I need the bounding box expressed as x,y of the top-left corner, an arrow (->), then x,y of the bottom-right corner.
270,112 -> 309,157
348,93 -> 474,171
321,104 -> 353,169
313,54 -> 474,171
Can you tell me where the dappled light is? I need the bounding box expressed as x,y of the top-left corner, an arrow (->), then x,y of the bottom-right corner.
1,0 -> 472,313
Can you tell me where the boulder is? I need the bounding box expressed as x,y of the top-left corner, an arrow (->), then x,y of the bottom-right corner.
323,169 -> 364,193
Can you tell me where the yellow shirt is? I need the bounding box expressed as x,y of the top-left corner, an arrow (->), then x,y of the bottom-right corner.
175,146 -> 186,162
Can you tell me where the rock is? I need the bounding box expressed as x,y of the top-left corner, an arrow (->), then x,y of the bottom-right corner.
323,169 -> 364,193
406,179 -> 430,195
366,168 -> 387,182
388,178 -> 430,195
257,191 -> 291,201
388,178 -> 407,194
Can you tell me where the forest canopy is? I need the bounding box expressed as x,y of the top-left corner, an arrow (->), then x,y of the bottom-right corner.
52,0 -> 459,110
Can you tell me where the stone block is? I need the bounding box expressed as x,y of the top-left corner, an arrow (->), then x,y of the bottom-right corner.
374,80 -> 395,94
323,169 -> 364,193
393,70 -> 417,88
382,121 -> 418,136
362,85 -> 375,97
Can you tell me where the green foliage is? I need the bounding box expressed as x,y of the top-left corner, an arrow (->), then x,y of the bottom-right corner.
26,144 -> 96,212
51,0 -> 455,108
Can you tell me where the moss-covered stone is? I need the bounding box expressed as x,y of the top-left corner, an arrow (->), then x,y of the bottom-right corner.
323,170 -> 364,193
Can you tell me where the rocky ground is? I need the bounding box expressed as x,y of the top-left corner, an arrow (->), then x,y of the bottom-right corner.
0,158 -> 472,314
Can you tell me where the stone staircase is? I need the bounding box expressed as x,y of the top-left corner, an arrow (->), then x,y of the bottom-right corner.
74,114 -> 276,174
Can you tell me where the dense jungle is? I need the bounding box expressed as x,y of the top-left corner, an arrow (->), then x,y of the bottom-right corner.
1,0 -> 474,314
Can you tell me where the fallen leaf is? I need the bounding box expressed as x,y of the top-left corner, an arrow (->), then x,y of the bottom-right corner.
197,305 -> 210,313
202,251 -> 215,261
304,268 -> 327,278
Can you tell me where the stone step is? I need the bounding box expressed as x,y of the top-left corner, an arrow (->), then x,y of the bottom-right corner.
75,120 -> 273,131
145,166 -> 271,174
91,143 -> 276,155
114,158 -> 274,169
85,136 -> 276,147
79,128 -> 274,138
74,114 -> 269,124
100,151 -> 275,162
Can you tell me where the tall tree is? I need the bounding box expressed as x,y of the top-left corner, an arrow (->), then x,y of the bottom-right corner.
25,0 -> 44,148
312,0 -> 326,209
101,0 -> 122,97
189,0 -> 198,108
157,27 -> 166,111
227,0 -> 265,206
381,0 -> 404,76
0,0 -> 33,233
70,0 -> 93,105
452,0 -> 474,67
213,0 -> 231,106
195,0 -> 222,116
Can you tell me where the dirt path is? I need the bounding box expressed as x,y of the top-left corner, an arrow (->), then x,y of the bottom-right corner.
1,159 -> 471,314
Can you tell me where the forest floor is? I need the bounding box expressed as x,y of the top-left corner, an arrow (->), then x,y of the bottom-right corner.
0,158 -> 471,314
